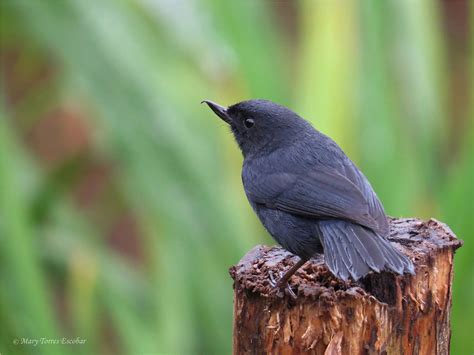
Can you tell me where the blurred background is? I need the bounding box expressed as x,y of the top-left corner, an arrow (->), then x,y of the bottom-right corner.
0,0 -> 472,354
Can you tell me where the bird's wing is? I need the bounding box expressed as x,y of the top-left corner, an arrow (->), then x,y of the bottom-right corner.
245,169 -> 380,232
341,161 -> 389,235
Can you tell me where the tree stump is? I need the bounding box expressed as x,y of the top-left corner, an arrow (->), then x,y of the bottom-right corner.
229,218 -> 463,355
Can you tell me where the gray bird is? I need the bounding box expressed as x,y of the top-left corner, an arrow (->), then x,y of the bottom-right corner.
203,99 -> 414,290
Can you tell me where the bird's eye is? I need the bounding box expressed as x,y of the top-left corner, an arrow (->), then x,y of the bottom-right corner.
243,118 -> 254,129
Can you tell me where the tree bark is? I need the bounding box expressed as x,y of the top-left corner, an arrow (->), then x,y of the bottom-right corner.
229,218 -> 462,355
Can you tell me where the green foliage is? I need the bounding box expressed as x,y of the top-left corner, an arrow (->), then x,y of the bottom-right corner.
1,0 -> 472,354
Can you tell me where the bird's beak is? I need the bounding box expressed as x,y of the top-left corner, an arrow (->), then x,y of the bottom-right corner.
201,100 -> 231,124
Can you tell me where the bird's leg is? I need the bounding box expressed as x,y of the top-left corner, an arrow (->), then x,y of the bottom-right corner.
274,257 -> 308,290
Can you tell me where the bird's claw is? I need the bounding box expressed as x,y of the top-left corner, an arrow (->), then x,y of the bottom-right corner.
268,270 -> 297,299
286,285 -> 297,299
268,270 -> 278,287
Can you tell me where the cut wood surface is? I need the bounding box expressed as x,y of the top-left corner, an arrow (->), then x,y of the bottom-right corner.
229,218 -> 462,355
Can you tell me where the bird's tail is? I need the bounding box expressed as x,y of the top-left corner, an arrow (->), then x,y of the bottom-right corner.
318,220 -> 414,281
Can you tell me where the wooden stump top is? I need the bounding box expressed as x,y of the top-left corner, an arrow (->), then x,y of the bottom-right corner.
230,218 -> 461,302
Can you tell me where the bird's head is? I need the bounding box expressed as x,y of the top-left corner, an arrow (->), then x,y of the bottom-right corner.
202,99 -> 312,157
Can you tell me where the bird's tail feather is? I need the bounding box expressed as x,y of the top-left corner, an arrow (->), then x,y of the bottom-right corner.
318,220 -> 414,281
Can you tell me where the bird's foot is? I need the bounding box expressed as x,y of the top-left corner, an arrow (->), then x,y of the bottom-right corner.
268,270 -> 297,299
285,284 -> 297,299
268,270 -> 280,287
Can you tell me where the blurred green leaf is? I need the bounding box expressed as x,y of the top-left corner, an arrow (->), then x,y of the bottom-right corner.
0,108 -> 63,355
